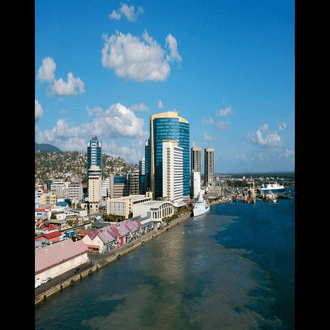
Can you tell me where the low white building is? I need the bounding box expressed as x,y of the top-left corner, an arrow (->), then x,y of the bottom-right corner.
35,239 -> 89,283
106,193 -> 153,219
133,200 -> 175,225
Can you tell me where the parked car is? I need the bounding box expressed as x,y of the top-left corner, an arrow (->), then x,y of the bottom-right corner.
35,278 -> 41,288
42,277 -> 52,284
74,268 -> 80,273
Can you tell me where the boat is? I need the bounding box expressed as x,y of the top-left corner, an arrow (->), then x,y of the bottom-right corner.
265,190 -> 277,203
193,190 -> 210,217
260,181 -> 285,193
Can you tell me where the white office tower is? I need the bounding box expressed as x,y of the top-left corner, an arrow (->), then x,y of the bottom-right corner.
88,165 -> 102,213
192,171 -> 201,199
162,140 -> 183,204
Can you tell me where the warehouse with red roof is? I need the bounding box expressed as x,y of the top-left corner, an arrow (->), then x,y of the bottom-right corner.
82,219 -> 143,253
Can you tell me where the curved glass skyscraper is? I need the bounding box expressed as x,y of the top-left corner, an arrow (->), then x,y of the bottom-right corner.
149,111 -> 190,199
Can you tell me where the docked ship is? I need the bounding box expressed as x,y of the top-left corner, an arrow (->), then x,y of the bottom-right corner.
193,190 -> 210,217
260,181 -> 285,193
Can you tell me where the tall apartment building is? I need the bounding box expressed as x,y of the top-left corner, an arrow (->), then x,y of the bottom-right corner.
162,140 -> 183,203
204,148 -> 214,184
191,146 -> 201,173
148,111 -> 189,199
88,165 -> 102,213
87,136 -> 102,181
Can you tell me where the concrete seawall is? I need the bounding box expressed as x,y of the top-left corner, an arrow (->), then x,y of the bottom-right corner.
35,212 -> 192,305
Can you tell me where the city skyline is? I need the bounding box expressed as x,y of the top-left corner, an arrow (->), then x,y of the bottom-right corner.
35,0 -> 295,174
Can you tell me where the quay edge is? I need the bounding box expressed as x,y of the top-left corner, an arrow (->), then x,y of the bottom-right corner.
35,212 -> 192,305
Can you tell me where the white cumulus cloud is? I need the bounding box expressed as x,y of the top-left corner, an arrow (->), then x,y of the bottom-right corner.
51,72 -> 85,96
37,57 -> 56,82
37,103 -> 148,153
37,57 -> 85,97
214,120 -> 229,130
101,30 -> 181,82
246,123 -> 283,148
129,102 -> 149,112
201,118 -> 214,125
35,99 -> 43,122
215,105 -> 234,117
109,3 -> 144,22
203,131 -> 221,143
165,33 -> 182,62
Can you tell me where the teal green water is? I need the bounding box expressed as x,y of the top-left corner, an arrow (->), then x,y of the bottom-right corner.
35,188 -> 294,329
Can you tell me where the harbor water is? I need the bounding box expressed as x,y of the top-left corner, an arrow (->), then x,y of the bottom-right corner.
35,188 -> 295,329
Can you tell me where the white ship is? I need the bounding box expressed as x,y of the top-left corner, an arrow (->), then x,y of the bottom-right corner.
260,181 -> 285,193
193,190 -> 210,217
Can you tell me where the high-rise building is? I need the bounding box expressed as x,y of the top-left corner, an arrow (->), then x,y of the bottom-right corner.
144,139 -> 151,192
191,146 -> 201,173
128,171 -> 140,195
87,136 -> 102,181
204,148 -> 214,184
148,111 -> 189,199
88,165 -> 102,213
162,140 -> 183,203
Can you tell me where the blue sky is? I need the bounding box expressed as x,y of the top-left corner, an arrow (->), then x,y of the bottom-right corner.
35,0 -> 294,173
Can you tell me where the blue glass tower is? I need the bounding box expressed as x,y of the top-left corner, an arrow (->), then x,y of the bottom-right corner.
149,111 -> 190,199
87,136 -> 102,180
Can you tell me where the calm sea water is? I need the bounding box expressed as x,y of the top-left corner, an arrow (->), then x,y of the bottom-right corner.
35,188 -> 294,329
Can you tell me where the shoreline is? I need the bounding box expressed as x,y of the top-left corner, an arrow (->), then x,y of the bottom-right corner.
35,212 -> 192,305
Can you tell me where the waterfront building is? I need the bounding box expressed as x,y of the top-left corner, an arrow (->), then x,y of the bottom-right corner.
148,111 -> 189,199
88,165 -> 102,213
191,146 -> 202,173
162,140 -> 183,204
133,200 -> 175,224
204,148 -> 214,184
35,239 -> 89,283
87,136 -> 102,181
82,219 -> 143,253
